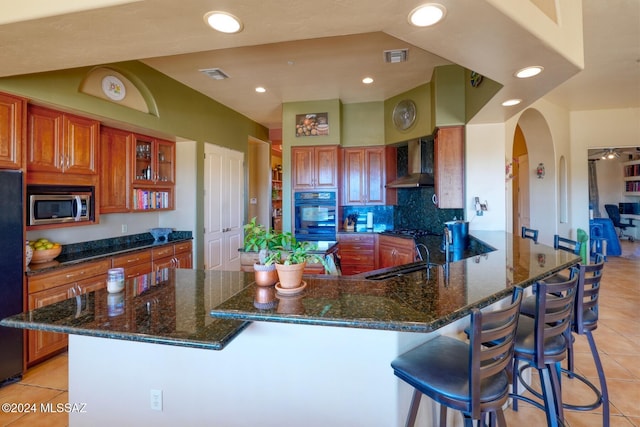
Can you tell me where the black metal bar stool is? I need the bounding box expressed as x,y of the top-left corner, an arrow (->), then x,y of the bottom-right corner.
510,271 -> 579,427
521,226 -> 539,243
391,287 -> 523,427
538,255 -> 609,426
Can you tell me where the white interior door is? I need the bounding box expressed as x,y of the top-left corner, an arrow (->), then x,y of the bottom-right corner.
204,143 -> 244,271
517,154 -> 530,232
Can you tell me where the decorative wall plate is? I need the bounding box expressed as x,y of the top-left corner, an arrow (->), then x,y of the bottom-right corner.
392,99 -> 416,131
470,71 -> 484,88
101,75 -> 126,101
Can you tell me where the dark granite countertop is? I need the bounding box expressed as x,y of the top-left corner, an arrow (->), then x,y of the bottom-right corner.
26,231 -> 193,276
2,232 -> 581,349
3,269 -> 250,350
209,231 -> 580,333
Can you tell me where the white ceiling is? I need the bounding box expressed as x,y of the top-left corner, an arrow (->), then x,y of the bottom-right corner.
0,0 -> 638,130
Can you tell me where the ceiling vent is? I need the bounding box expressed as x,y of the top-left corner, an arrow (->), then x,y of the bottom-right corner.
199,68 -> 230,80
383,49 -> 409,63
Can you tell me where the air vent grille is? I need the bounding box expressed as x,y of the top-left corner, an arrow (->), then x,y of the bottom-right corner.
199,68 -> 230,80
383,49 -> 409,63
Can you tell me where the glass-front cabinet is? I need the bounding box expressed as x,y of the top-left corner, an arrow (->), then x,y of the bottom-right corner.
132,135 -> 175,211
134,136 -> 174,185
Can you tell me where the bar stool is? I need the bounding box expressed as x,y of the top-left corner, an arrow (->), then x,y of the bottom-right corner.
521,226 -> 539,243
553,235 -> 580,255
522,255 -> 609,426
391,287 -> 523,427
510,271 -> 579,427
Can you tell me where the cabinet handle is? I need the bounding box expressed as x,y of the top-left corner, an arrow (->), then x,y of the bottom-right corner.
432,194 -> 438,205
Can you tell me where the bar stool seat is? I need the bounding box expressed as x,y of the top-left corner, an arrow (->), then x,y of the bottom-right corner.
392,287 -> 523,427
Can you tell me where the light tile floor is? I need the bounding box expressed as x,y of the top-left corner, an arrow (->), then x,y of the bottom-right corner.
0,240 -> 638,427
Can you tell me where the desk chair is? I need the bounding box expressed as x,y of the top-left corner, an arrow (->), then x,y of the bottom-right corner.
391,287 -> 523,427
604,204 -> 636,241
521,226 -> 539,243
510,271 -> 579,427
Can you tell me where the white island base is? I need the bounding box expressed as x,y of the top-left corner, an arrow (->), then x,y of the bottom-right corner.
68,320 -> 472,427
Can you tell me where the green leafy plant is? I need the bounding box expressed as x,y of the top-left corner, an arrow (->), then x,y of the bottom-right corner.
265,239 -> 328,271
243,217 -> 293,264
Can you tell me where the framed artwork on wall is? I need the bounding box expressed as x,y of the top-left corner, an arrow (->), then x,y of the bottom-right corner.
295,113 -> 328,137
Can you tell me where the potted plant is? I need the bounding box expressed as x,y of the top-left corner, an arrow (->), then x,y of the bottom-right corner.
269,240 -> 328,290
242,217 -> 292,286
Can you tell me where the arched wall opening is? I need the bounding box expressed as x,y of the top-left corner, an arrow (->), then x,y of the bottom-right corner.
510,108 -> 557,245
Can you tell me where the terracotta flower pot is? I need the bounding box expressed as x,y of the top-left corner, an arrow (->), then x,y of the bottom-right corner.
253,263 -> 278,287
275,262 -> 306,289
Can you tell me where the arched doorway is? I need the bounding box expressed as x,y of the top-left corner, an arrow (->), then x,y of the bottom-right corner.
510,109 -> 556,244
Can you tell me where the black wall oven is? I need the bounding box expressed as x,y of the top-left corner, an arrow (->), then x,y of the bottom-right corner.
294,191 -> 337,241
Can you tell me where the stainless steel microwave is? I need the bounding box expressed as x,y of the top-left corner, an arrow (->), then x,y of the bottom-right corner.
27,186 -> 94,226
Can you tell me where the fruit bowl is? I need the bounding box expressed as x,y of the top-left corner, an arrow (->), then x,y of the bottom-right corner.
31,246 -> 62,264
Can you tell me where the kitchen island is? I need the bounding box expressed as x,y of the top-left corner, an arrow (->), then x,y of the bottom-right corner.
1,232 -> 580,427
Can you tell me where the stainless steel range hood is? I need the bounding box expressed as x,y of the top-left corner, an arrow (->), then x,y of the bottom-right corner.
386,138 -> 434,188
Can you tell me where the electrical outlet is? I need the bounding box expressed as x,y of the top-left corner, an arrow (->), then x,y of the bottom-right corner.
121,224 -> 128,233
150,389 -> 163,411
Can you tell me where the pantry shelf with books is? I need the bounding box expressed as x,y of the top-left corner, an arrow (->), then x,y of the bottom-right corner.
132,188 -> 174,211
623,160 -> 640,196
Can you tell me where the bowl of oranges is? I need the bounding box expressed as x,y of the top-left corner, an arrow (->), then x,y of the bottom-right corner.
29,238 -> 62,264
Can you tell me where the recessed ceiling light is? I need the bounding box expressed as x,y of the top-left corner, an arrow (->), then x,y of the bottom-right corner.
515,66 -> 544,78
204,11 -> 243,34
502,99 -> 522,107
408,3 -> 446,27
362,77 -> 374,84
255,87 -> 266,93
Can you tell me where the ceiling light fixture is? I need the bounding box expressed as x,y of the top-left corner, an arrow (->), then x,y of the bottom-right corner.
502,99 -> 522,107
255,87 -> 266,93
408,3 -> 446,27
362,77 -> 374,84
515,66 -> 544,78
204,11 -> 243,34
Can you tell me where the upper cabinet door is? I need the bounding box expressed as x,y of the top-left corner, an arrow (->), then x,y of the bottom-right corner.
28,105 -> 64,173
364,147 -> 385,204
314,145 -> 338,189
434,126 -> 464,209
100,127 -> 132,213
0,92 -> 26,170
292,145 -> 338,190
63,113 -> 99,175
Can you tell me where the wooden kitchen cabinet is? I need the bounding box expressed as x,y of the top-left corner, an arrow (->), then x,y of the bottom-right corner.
341,146 -> 396,206
152,241 -> 193,272
26,259 -> 110,365
0,92 -> 26,170
27,105 -> 99,185
434,126 -> 464,209
112,249 -> 153,279
99,126 -> 132,213
378,234 -> 416,269
338,233 -> 378,275
131,135 -> 175,211
292,145 -> 338,190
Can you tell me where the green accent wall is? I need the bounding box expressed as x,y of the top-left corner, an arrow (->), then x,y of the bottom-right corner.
384,83 -> 432,144
464,69 -> 503,122
0,61 -> 268,146
341,102 -> 385,147
431,65 -> 466,127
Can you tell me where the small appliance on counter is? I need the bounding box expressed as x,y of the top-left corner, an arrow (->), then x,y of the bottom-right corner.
444,220 -> 469,250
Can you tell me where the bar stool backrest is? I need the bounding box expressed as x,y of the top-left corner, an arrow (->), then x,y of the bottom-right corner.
574,254 -> 605,335
468,287 -> 524,419
554,235 -> 581,255
531,270 -> 579,368
521,227 -> 539,243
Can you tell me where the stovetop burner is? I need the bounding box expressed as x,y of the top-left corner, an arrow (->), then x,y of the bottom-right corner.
386,229 -> 443,237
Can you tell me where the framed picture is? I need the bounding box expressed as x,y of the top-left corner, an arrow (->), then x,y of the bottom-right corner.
295,112 -> 328,137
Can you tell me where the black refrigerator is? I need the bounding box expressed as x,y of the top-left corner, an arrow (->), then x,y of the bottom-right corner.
0,170 -> 24,385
